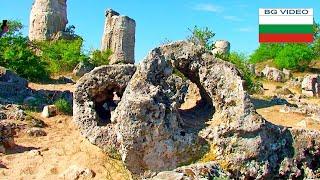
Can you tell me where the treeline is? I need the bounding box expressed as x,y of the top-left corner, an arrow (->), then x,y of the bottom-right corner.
249,21 -> 320,71
0,20 -> 111,81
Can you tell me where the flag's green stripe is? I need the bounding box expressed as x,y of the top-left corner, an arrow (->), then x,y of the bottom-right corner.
259,24 -> 313,34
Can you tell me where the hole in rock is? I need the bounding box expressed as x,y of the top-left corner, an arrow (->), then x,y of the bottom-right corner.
94,88 -> 121,126
179,82 -> 214,132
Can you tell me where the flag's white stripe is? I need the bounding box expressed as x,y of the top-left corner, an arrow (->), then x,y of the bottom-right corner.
259,16 -> 313,24
259,8 -> 313,16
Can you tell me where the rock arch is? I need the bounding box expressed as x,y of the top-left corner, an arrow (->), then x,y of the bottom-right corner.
74,41 -> 320,179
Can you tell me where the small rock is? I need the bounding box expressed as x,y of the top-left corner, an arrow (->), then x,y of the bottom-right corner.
296,120 -> 307,128
59,165 -> 95,180
41,105 -> 57,118
283,68 -> 292,80
28,150 -> 41,156
26,128 -> 47,137
29,118 -> 46,128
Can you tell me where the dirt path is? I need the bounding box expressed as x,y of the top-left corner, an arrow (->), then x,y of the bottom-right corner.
0,83 -> 131,180
0,113 -> 131,180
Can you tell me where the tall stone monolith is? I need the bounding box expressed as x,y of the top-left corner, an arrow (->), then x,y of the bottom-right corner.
101,9 -> 135,64
29,0 -> 68,41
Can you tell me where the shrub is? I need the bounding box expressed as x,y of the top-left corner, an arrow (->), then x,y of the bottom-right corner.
54,98 -> 72,115
249,43 -> 284,64
0,20 -> 49,81
188,26 -> 215,50
35,38 -> 87,74
90,49 -> 112,66
274,43 -> 314,70
222,52 -> 261,93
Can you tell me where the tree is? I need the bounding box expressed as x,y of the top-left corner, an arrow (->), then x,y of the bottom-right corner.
188,26 -> 215,50
274,43 -> 314,70
0,20 -> 49,81
249,43 -> 285,63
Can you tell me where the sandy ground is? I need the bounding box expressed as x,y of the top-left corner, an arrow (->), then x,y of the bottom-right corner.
0,113 -> 131,180
255,81 -> 320,131
0,83 -> 131,180
28,83 -> 76,93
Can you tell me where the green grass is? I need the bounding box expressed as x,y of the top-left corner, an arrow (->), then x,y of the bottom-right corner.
54,98 -> 72,115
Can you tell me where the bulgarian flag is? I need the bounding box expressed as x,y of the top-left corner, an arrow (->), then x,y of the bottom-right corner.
259,8 -> 314,43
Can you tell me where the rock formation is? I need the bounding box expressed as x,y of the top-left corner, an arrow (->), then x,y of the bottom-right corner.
301,74 -> 320,97
74,41 -> 320,179
262,66 -> 285,82
211,40 -> 230,56
29,0 -> 68,41
73,64 -> 136,152
101,9 -> 135,64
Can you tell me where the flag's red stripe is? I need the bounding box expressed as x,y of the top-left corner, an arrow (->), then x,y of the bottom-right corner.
259,34 -> 313,42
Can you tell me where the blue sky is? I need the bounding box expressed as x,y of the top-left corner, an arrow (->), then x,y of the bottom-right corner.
1,0 -> 319,63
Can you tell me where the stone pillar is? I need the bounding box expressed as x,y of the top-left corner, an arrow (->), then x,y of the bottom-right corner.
101,9 -> 135,64
211,40 -> 230,56
29,0 -> 68,41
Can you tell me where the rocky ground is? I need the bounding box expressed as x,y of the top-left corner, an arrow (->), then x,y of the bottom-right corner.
0,83 -> 131,180
0,45 -> 320,179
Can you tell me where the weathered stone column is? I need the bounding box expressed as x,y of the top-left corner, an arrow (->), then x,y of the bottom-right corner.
101,9 -> 135,64
29,0 -> 68,41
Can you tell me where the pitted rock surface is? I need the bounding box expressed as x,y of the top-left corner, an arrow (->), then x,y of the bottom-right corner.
73,64 -> 136,152
101,9 -> 135,64
74,41 -> 320,179
29,0 -> 68,41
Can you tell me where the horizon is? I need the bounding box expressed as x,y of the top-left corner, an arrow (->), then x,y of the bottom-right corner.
1,0 -> 319,63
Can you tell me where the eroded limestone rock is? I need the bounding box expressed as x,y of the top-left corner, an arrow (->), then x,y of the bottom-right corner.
74,41 -> 320,179
101,9 -> 135,64
73,64 -> 136,152
301,74 -> 320,97
29,0 -> 68,41
211,40 -> 230,56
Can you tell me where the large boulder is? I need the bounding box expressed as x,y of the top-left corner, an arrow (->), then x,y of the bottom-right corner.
0,66 -> 30,102
301,74 -> 320,97
29,0 -> 68,41
101,9 -> 136,64
74,41 -> 320,179
73,64 -> 136,152
261,66 -> 285,82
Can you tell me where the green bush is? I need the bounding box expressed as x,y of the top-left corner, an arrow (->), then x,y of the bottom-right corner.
274,43 -> 314,70
35,38 -> 87,74
90,49 -> 112,66
249,43 -> 284,64
0,20 -> 49,81
188,26 -> 215,50
54,98 -> 72,115
222,52 -> 261,93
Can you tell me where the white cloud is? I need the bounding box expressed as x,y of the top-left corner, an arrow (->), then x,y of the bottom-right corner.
193,3 -> 223,13
238,28 -> 253,32
223,15 -> 243,22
